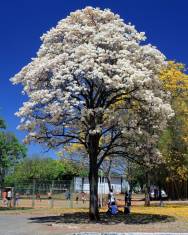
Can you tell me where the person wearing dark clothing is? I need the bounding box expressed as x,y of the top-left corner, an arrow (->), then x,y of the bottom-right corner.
124,190 -> 132,214
154,187 -> 158,200
76,194 -> 79,204
124,191 -> 128,206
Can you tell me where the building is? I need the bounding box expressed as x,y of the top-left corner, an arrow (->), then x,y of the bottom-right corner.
74,176 -> 129,194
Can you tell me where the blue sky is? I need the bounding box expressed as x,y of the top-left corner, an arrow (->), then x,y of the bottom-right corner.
0,0 -> 188,157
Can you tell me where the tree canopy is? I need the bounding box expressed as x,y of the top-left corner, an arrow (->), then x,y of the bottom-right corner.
5,157 -> 87,184
0,119 -> 26,186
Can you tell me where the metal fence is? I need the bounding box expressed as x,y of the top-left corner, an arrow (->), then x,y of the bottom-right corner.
0,179 -> 91,209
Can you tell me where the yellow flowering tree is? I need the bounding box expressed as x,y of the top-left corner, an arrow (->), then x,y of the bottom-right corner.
158,61 -> 188,198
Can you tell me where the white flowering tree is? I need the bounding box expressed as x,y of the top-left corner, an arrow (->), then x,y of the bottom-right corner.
11,7 -> 173,220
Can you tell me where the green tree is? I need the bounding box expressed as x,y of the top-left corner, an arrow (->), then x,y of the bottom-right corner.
0,119 -> 26,186
5,157 -> 87,184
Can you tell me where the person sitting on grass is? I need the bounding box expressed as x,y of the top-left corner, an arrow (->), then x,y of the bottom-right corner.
107,201 -> 118,216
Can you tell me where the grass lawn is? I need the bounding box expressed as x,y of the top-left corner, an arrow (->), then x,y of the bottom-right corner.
132,204 -> 188,222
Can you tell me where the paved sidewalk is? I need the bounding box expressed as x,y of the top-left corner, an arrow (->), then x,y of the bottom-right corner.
70,233 -> 188,235
0,215 -> 62,235
0,214 -> 188,235
71,233 -> 188,235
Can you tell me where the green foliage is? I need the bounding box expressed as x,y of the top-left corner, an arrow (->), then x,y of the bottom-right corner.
5,157 -> 87,184
0,118 -> 6,129
125,160 -> 145,191
0,119 -> 27,185
0,132 -> 26,167
60,159 -> 88,177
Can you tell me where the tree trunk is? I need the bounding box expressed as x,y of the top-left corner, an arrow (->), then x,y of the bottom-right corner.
145,171 -> 150,206
158,184 -> 164,206
106,159 -> 113,192
88,134 -> 100,221
81,177 -> 84,192
106,175 -> 112,192
0,167 -> 5,189
89,164 -> 99,221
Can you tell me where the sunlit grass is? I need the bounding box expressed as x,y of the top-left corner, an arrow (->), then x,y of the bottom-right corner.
100,203 -> 188,221
133,204 -> 188,221
1,203 -> 188,222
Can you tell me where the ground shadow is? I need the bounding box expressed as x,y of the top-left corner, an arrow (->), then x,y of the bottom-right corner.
0,207 -> 32,211
29,211 -> 175,225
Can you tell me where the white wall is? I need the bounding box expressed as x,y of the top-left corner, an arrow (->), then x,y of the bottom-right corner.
74,176 -> 128,194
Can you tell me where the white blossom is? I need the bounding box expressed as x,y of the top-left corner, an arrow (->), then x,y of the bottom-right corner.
11,7 -> 173,167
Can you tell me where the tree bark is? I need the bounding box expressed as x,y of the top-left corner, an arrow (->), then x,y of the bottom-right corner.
145,171 -> 151,206
81,177 -> 84,192
0,167 -> 5,189
106,175 -> 112,192
88,134 -> 100,221
106,159 -> 113,192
